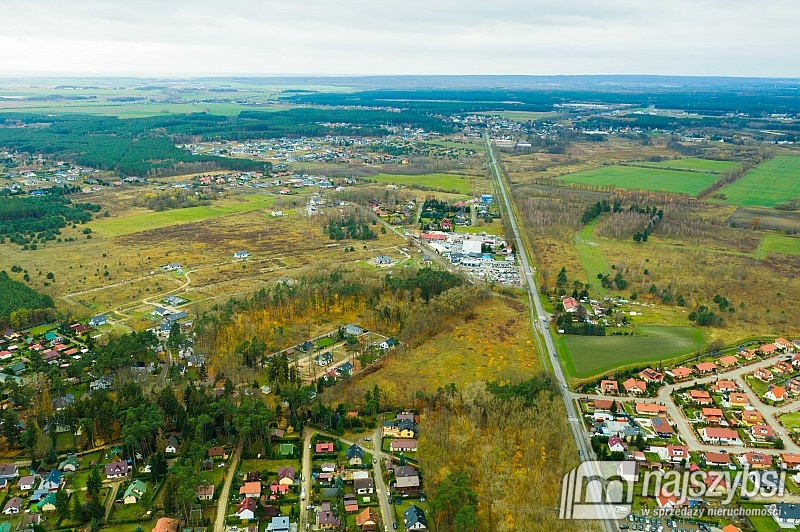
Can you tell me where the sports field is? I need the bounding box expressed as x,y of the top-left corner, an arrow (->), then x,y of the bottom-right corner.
574,223 -> 611,288
631,158 -> 739,173
560,165 -> 717,195
560,325 -> 706,379
370,172 -> 473,194
91,194 -> 275,237
716,155 -> 800,207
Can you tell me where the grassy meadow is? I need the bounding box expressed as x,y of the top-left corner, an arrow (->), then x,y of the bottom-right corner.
628,158 -> 739,173
716,155 -> 800,207
560,165 -> 718,195
758,234 -> 800,258
369,172 -> 475,195
91,194 -> 276,237
573,223 -> 611,289
559,325 -> 706,379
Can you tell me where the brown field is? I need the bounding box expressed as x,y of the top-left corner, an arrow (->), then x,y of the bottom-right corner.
0,186 -> 408,327
728,205 -> 800,234
322,293 -> 541,409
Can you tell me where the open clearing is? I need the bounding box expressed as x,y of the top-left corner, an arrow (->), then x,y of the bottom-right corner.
560,165 -> 717,195
627,158 -> 739,173
91,194 -> 275,237
478,110 -> 558,121
369,172 -> 475,194
716,155 -> 800,207
574,223 -> 611,289
759,234 -> 800,258
324,295 -> 540,407
560,325 -> 706,379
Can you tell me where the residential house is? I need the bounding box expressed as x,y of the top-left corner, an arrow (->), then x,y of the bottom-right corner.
562,297 -> 579,313
774,360 -> 793,374
345,324 -> 364,336
317,509 -> 341,530
379,338 -> 399,350
3,497 -> 22,514
656,489 -> 688,511
739,348 -> 757,361
765,385 -> 787,402
404,505 -> 428,530
0,465 -> 18,479
622,378 -> 647,395
751,424 -> 775,441
608,435 -> 627,453
711,379 -> 737,393
729,393 -> 750,408
375,255 -> 393,265
593,399 -> 623,411
17,475 -> 35,491
123,480 -> 147,504
668,367 -> 693,380
235,498 -> 257,520
321,462 -> 336,473
688,389 -> 713,405
787,379 -> 800,395
233,251 -> 251,259
356,507 -> 380,531
782,454 -> 800,471
651,417 -> 674,438
196,484 -> 214,501
740,409 -> 764,426
701,408 -> 725,425
667,445 -> 689,463
769,502 -> 800,526
153,518 -> 179,532
105,461 -> 129,479
695,362 -> 717,374
89,314 -> 107,327
58,456 -> 79,472
599,380 -> 618,394
395,474 -> 421,495
701,427 -> 742,445
776,338 -> 794,351
269,482 -> 289,496
347,444 -> 364,466
635,402 -> 667,416
316,442 -> 335,455
40,469 -> 62,491
240,481 -> 262,498
759,343 -> 778,356
717,355 -> 738,368
639,368 -> 663,383
207,446 -> 226,459
354,477 -> 374,495
390,439 -> 417,452
266,516 -> 290,532
702,451 -> 732,467
278,467 -> 295,486
165,435 -> 180,454
792,352 -> 800,368
742,452 -> 772,469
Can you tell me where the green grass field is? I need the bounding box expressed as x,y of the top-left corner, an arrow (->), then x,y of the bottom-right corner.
92,195 -> 275,237
716,155 -> 800,207
455,223 -> 504,236
560,325 -> 706,379
370,173 -> 473,194
629,158 -> 739,173
560,165 -> 718,195
779,411 -> 800,431
758,234 -> 800,258
574,223 -> 611,289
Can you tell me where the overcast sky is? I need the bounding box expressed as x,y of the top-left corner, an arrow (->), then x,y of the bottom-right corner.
1,0 -> 798,77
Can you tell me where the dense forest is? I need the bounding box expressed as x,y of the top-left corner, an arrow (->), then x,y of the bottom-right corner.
0,194 -> 101,244
0,107 -> 456,177
0,270 -> 56,327
283,87 -> 800,116
418,378 -> 590,532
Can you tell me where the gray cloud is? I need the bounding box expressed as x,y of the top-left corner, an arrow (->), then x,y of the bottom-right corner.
1,0 -> 798,76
